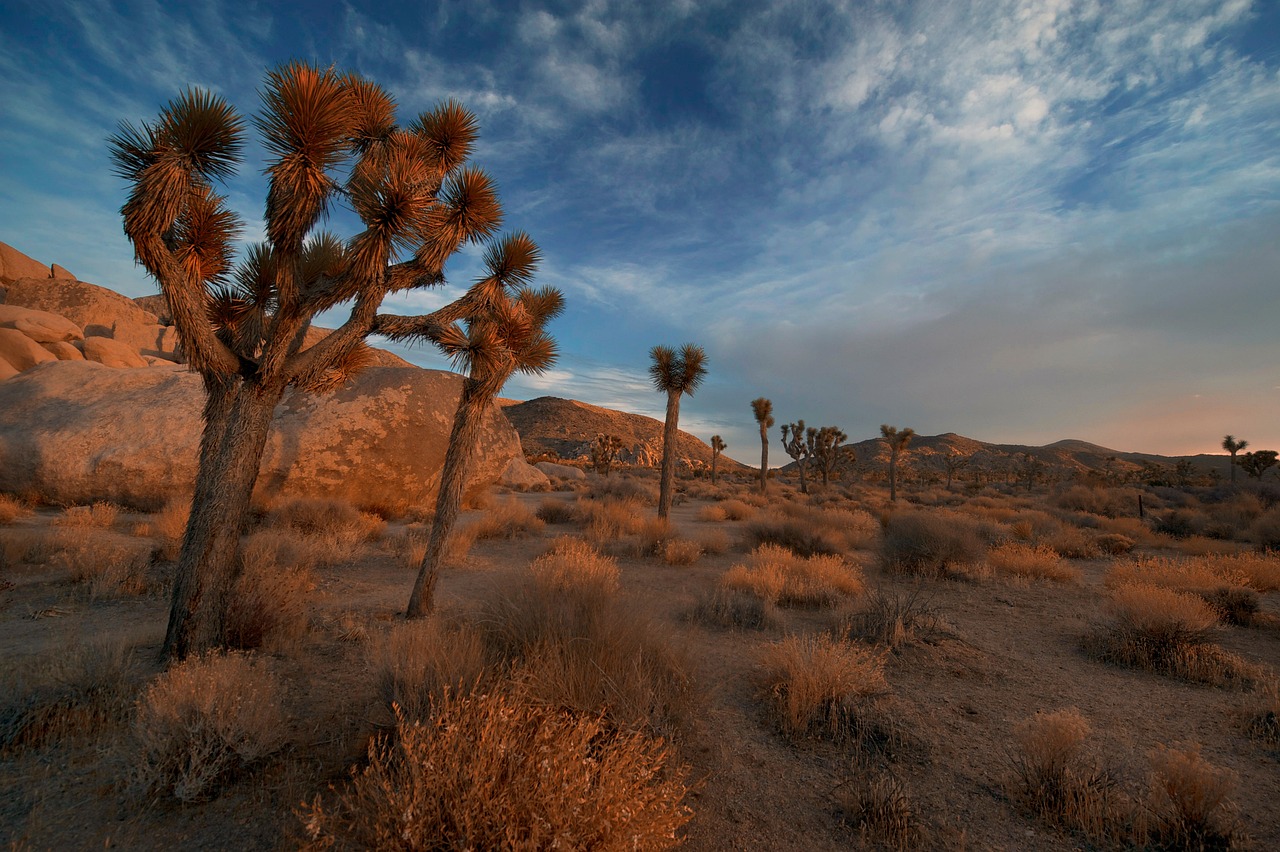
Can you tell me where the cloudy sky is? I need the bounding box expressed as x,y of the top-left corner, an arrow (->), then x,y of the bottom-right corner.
2,0 -> 1277,460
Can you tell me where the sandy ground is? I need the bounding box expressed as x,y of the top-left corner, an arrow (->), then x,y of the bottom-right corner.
1,478 -> 1278,850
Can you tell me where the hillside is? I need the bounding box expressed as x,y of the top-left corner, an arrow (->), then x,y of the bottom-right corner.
501,396 -> 743,470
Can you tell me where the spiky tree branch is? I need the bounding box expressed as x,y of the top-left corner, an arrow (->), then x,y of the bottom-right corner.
781,420 -> 810,494
650,344 -> 708,518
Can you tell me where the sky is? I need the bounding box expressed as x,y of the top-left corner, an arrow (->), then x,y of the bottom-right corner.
1,0 -> 1277,462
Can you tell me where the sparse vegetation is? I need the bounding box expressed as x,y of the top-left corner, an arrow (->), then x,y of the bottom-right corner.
1145,743 -> 1243,851
756,634 -> 889,742
880,510 -> 986,576
723,543 -> 865,608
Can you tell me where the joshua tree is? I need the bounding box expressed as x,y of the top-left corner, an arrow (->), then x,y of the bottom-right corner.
650,344 -> 708,518
709,434 -> 726,485
751,397 -> 774,494
111,64 -> 531,659
941,449 -> 970,490
1238,450 -> 1278,481
591,434 -> 624,477
780,420 -> 811,494
1222,435 -> 1249,485
880,424 -> 916,502
808,425 -> 848,488
407,279 -> 562,619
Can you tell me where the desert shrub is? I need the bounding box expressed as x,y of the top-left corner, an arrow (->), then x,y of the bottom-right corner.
1250,506 -> 1280,551
1208,552 -> 1280,592
224,535 -> 315,651
840,588 -> 945,649
479,572 -> 693,738
53,501 -> 119,529
756,634 -> 889,743
1041,525 -> 1101,559
370,619 -> 489,723
719,498 -> 756,521
395,526 -> 429,570
588,475 -> 658,504
147,495 -> 191,561
1244,683 -> 1280,748
1107,556 -> 1258,623
744,504 -> 877,557
1084,583 -> 1260,687
1096,533 -> 1136,555
987,542 -> 1081,583
627,516 -> 674,558
0,493 -> 32,524
131,651 -> 285,802
1200,586 -> 1260,626
267,497 -> 385,550
469,496 -> 546,540
722,544 -> 865,609
697,503 -> 729,522
837,771 -> 923,850
1008,709 -> 1126,841
301,692 -> 693,851
1153,509 -> 1205,540
662,538 -> 704,566
1145,744 -> 1242,851
689,588 -> 779,631
697,528 -> 732,555
62,537 -> 159,599
579,497 -> 648,542
535,497 -> 578,524
1054,485 -> 1140,518
530,536 -> 620,598
880,511 -> 986,577
1,641 -> 139,753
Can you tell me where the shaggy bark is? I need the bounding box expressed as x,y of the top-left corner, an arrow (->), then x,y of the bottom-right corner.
658,391 -> 682,519
758,422 -> 769,494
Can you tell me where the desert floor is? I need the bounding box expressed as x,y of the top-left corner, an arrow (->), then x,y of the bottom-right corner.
2,473 -> 1278,850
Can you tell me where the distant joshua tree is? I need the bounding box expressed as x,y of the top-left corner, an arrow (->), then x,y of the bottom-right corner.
110,64 -> 526,659
808,425 -> 848,488
751,397 -> 774,494
1222,435 -> 1249,485
710,435 -> 726,485
880,424 -> 916,502
942,449 -> 970,490
781,420 -> 811,494
1238,450 -> 1278,481
650,344 -> 708,518
407,269 -> 563,619
591,434 -> 624,477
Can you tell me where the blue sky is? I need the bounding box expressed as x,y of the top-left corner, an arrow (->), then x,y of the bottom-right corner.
2,0 -> 1277,460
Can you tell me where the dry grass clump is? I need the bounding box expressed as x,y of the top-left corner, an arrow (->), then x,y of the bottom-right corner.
2,640 -> 139,753
697,528 -> 732,555
743,503 -> 871,557
588,474 -> 658,503
1084,583 -> 1261,687
1244,682 -> 1280,748
699,498 -> 756,522
1107,556 -> 1260,625
689,587 -> 780,632
145,495 -> 190,561
756,634 -> 889,742
131,651 -> 285,802
469,496 -> 546,540
1249,506 -> 1280,551
370,618 -> 489,723
535,497 -> 578,524
697,503 -> 729,522
1053,485 -> 1140,518
1207,551 -> 1280,592
479,562 -> 694,738
530,536 -> 620,597
53,501 -> 119,529
1145,744 -> 1243,851
224,534 -> 316,651
395,526 -> 429,570
0,493 -> 32,524
723,544 -> 865,609
61,536 -> 159,599
880,510 -> 986,577
1008,709 -> 1127,841
1095,532 -> 1136,555
662,538 -> 704,566
267,496 -> 385,550
840,588 -> 946,650
301,693 -> 693,851
579,497 -> 648,542
986,542 -> 1081,583
837,770 -> 924,851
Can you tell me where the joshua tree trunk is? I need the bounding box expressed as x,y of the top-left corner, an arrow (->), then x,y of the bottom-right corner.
758,422 -> 769,494
407,379 -> 488,619
658,391 -> 681,518
710,455 -> 719,485
162,384 -> 279,659
797,459 -> 809,494
888,453 -> 898,502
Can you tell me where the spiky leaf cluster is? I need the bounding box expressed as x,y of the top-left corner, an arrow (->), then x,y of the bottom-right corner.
781,420 -> 810,464
592,435 -> 625,475
649,344 -> 708,396
751,398 -> 774,429
807,425 -> 848,479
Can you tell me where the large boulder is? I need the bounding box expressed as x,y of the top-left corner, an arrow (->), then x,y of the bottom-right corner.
0,327 -> 56,372
534,461 -> 587,481
0,361 -> 521,512
499,457 -> 551,490
0,241 -> 49,283
82,336 -> 149,369
0,305 -> 83,344
3,277 -> 163,353
42,341 -> 84,361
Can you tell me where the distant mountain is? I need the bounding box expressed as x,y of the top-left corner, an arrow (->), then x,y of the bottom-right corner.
500,396 -> 745,470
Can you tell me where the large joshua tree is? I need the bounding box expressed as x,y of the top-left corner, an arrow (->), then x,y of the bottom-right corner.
709,435 -> 726,485
111,64 -> 532,659
650,344 -> 708,518
751,397 -> 774,494
406,267 -> 563,619
1222,435 -> 1248,485
880,424 -> 916,502
808,425 -> 848,488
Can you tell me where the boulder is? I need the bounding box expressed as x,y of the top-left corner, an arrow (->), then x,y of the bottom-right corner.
3,277 -> 160,345
0,360 -> 18,382
0,362 -> 521,511
500,457 -> 551,490
535,461 -> 587,481
132,293 -> 172,324
42,341 -> 84,361
0,327 -> 56,372
0,242 -> 49,283
0,304 -> 83,343
83,336 -> 149,369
